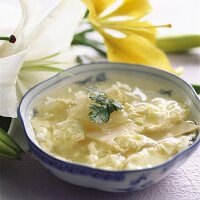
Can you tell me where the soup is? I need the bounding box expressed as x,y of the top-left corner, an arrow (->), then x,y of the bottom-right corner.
31,79 -> 199,170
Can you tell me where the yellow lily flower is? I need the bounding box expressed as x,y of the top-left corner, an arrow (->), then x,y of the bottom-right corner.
82,0 -> 179,74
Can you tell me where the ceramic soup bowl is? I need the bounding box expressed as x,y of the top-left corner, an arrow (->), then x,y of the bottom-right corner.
18,62 -> 200,192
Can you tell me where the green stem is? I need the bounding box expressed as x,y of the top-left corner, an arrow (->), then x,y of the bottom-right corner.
81,18 -> 90,24
0,36 -> 10,41
157,35 -> 200,53
23,61 -> 71,66
21,65 -> 63,72
72,35 -> 106,57
84,10 -> 89,18
26,51 -> 61,63
76,28 -> 94,36
0,35 -> 16,43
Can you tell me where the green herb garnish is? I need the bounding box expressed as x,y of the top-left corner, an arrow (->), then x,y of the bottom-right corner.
86,88 -> 123,124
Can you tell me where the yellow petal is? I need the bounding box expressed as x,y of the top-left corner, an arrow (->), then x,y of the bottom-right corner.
105,0 -> 152,19
82,0 -> 115,16
100,31 -> 178,74
103,21 -> 156,43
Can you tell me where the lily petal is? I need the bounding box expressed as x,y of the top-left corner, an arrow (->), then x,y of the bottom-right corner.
0,0 -> 86,118
0,49 -> 28,117
100,31 -> 178,74
0,0 -> 26,57
105,0 -> 151,19
19,0 -> 45,37
8,118 -> 29,151
0,0 -> 22,43
82,0 -> 115,16
17,48 -> 78,96
103,21 -> 156,43
83,0 -> 151,19
25,0 -> 86,60
83,0 -> 175,73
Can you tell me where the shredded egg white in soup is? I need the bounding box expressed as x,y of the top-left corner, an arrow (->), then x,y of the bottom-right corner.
31,81 -> 199,170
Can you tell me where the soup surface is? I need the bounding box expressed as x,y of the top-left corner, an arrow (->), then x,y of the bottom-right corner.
31,80 -> 199,170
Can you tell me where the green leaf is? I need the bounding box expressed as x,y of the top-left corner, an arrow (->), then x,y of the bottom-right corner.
76,56 -> 83,64
87,88 -> 107,105
107,99 -> 123,113
157,35 -> 200,53
0,140 -> 19,159
0,128 -> 23,159
89,104 -> 110,124
192,84 -> 200,94
86,88 -> 123,124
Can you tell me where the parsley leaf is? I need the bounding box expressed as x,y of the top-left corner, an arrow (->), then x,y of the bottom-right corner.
89,104 -> 110,124
86,88 -> 123,124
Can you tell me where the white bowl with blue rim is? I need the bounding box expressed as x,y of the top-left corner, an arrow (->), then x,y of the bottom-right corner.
18,62 -> 200,192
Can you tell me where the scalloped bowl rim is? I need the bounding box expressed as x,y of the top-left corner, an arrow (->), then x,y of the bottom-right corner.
18,62 -> 200,174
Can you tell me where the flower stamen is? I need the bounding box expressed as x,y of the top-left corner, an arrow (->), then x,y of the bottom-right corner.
0,35 -> 16,43
150,24 -> 172,29
100,22 -> 172,30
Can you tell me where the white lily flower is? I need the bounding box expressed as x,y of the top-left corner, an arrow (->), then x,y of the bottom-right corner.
0,0 -> 86,117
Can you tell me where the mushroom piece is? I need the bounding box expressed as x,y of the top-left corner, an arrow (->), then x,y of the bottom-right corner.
165,121 -> 200,138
